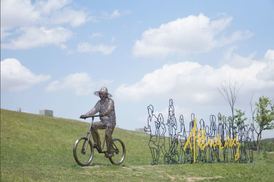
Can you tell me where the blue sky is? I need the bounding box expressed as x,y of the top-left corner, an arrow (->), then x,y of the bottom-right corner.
1,0 -> 274,138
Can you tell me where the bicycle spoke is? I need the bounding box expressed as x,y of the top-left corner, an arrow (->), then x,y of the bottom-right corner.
73,137 -> 94,166
109,139 -> 125,165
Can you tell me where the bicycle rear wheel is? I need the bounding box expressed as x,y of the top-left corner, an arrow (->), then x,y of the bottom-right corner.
109,138 -> 126,165
73,137 -> 94,166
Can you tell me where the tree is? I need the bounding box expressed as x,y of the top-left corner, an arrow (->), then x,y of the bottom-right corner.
255,96 -> 274,151
235,109 -> 247,128
218,81 -> 240,138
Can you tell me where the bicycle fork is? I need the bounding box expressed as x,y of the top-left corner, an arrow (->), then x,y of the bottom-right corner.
82,121 -> 93,154
81,133 -> 90,154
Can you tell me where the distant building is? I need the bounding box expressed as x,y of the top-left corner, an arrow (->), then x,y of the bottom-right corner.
17,107 -> 22,112
39,109 -> 53,117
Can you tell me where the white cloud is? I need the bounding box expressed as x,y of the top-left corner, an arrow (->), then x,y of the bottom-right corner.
89,9 -> 129,22
133,14 -> 252,58
1,0 -> 39,30
50,8 -> 88,27
91,32 -> 103,38
257,49 -> 274,81
116,51 -> 274,103
2,0 -> 88,50
35,0 -> 70,15
35,0 -> 89,27
1,58 -> 50,91
46,73 -> 94,96
265,49 -> 274,60
1,0 -> 86,30
220,30 -> 253,46
2,1 -> 123,51
109,9 -> 122,19
77,42 -> 116,55
223,48 -> 257,68
3,27 -> 72,49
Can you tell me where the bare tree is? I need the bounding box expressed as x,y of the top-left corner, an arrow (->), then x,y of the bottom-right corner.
250,95 -> 256,124
218,81 -> 240,138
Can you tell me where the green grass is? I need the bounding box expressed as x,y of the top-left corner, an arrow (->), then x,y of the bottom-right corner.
1,109 -> 274,181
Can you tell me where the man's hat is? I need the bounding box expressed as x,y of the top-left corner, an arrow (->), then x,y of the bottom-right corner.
94,87 -> 112,97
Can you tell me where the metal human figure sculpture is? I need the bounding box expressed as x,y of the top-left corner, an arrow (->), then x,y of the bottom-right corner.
164,99 -> 179,164
206,115 -> 216,162
217,113 -> 225,142
80,87 -> 116,158
144,105 -> 161,165
157,113 -> 167,159
209,115 -> 217,137
189,113 -> 196,133
197,118 -> 207,162
167,99 -> 177,139
217,113 -> 227,161
177,114 -> 188,163
145,99 -> 254,165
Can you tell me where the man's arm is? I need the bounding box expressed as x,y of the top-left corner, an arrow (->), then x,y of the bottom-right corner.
80,101 -> 100,119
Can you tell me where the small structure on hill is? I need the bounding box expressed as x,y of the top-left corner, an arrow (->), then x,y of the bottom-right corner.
39,109 -> 53,117
17,107 -> 22,112
135,128 -> 145,133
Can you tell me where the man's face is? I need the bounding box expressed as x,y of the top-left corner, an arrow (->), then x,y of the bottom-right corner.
99,92 -> 107,100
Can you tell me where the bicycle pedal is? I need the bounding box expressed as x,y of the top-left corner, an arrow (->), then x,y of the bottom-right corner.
93,144 -> 101,151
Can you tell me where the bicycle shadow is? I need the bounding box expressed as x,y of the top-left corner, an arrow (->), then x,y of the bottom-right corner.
81,162 -> 127,168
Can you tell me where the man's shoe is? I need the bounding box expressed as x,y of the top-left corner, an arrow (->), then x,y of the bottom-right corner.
105,152 -> 114,158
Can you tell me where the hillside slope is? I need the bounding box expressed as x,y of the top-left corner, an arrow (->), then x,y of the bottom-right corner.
1,109 -> 274,182
1,109 -> 150,181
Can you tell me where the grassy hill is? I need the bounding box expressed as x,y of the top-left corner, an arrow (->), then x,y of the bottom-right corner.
261,138 -> 274,152
1,109 -> 274,182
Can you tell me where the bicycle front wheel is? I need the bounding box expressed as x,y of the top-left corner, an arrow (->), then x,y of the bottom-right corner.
73,137 -> 94,166
109,138 -> 126,165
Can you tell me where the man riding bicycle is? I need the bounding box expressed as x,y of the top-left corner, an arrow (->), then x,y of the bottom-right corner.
80,87 -> 116,158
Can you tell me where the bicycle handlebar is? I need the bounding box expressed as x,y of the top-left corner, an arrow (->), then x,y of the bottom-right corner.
91,115 -> 100,118
80,114 -> 101,120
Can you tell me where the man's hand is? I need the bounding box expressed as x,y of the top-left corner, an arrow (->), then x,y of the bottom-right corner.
144,126 -> 151,133
99,113 -> 106,117
80,114 -> 87,119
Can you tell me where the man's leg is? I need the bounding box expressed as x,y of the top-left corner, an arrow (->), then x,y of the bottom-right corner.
105,125 -> 115,155
90,122 -> 106,149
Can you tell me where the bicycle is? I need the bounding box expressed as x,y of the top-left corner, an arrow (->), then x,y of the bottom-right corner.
73,115 -> 126,166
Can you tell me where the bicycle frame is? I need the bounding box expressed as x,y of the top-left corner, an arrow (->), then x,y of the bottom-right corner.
73,115 -> 126,166
82,115 -> 107,154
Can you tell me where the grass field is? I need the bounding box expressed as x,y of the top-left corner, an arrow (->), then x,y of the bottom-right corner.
1,109 -> 274,181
